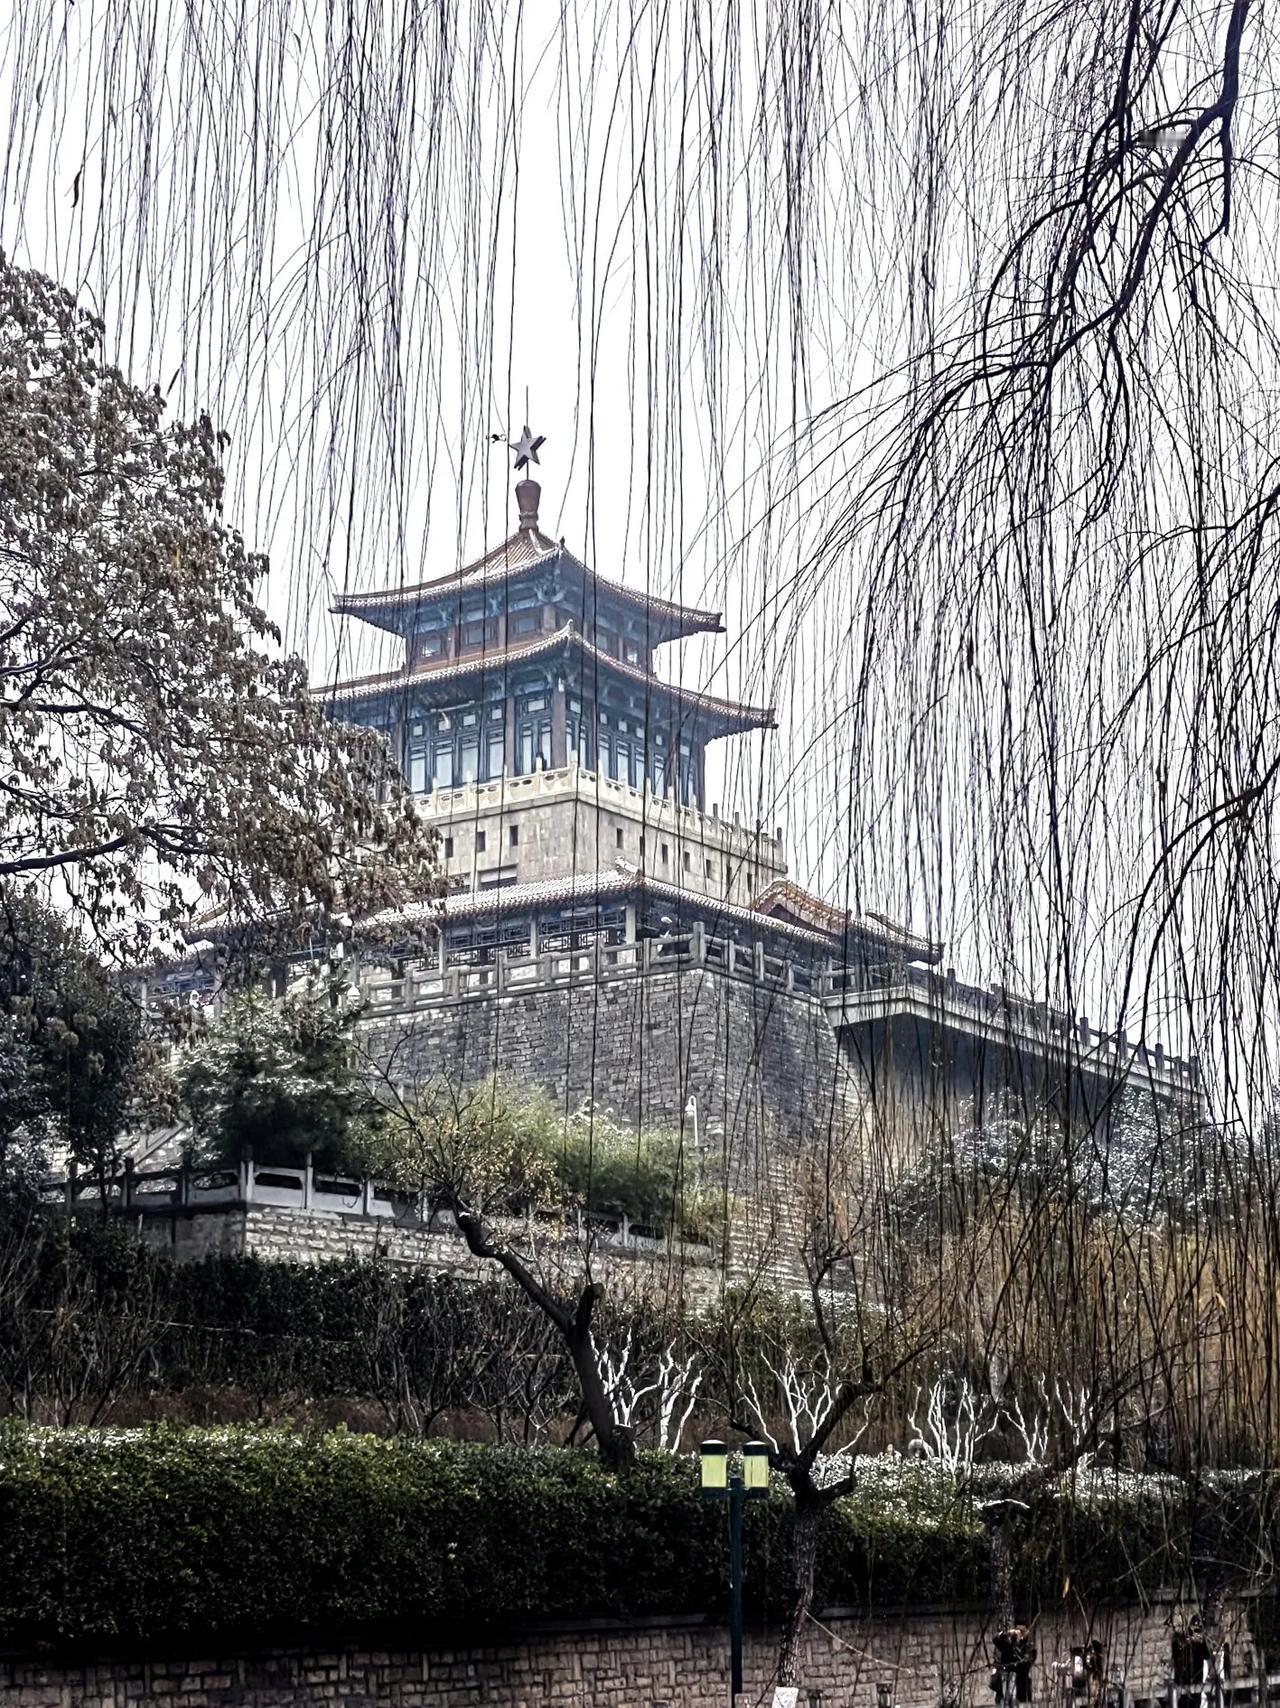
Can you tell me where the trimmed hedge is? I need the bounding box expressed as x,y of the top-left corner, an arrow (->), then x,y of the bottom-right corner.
7,1427 -> 1274,1650
0,1428 -> 995,1647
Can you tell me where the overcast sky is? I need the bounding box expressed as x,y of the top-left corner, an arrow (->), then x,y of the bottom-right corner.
5,0 -> 1261,1075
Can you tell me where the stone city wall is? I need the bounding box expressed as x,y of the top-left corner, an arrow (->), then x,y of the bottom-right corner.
362,957 -> 860,1260
109,952 -> 865,1277
0,1596 -> 1252,1708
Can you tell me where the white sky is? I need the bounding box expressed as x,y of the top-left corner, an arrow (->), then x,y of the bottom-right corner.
3,0 -> 1260,1078
0,1 -> 867,894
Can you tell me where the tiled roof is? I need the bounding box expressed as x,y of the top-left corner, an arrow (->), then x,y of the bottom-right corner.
331,529 -> 723,639
360,861 -> 878,953
168,869 -> 929,965
754,878 -> 943,963
318,623 -> 776,733
321,627 -> 570,704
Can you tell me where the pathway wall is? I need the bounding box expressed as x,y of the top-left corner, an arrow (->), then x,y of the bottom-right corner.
0,1597 -> 1252,1708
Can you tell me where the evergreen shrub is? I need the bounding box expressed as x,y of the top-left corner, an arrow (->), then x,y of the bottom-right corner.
1,1425 -> 1260,1650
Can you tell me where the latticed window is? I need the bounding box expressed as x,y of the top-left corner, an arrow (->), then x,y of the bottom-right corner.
406,705 -> 506,793
540,905 -> 626,952
677,739 -> 697,806
567,696 -> 594,768
415,627 -> 445,663
516,692 -> 552,774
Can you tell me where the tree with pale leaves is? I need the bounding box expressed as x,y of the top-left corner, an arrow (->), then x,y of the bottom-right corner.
0,251 -> 439,959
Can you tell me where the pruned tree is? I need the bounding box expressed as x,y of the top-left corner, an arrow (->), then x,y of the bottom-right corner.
360,1067 -> 641,1470
907,1375 -> 999,1476
728,1206 -> 925,1689
595,1331 -> 703,1452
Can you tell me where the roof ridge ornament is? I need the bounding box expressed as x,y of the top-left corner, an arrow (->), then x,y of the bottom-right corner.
508,422 -> 546,531
508,423 -> 545,470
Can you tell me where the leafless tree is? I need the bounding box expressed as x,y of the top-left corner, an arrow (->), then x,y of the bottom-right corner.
0,1211 -> 168,1424
358,1062 -> 697,1469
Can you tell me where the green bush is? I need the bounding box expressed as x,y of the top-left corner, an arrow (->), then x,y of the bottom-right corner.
0,1427 -> 989,1646
0,1430 -> 732,1646
171,980 -> 382,1173
0,1426 -> 1261,1651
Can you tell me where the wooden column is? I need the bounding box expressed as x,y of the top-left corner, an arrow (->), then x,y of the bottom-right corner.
551,678 -> 568,769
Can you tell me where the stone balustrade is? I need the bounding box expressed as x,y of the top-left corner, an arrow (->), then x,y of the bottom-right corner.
356,929 -> 1200,1102
37,1154 -> 714,1267
822,963 -> 1202,1095
358,922 -> 821,1014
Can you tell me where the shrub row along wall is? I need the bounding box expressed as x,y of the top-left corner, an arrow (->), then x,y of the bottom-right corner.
2,1225 -> 715,1423
0,1430 -> 986,1649
1,1427 -> 1277,1654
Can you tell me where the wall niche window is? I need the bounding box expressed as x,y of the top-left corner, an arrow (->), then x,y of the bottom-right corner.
416,628 -> 445,664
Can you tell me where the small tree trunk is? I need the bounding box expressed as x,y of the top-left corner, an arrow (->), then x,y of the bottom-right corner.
452,1210 -> 633,1472
779,1495 -> 822,1686
981,1498 -> 1026,1633
567,1321 -> 635,1471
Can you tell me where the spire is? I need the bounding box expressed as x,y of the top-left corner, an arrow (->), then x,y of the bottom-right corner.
508,421 -> 546,532
516,476 -> 541,529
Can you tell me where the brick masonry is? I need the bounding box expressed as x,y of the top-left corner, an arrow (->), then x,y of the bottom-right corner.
0,1599 -> 1255,1708
119,954 -> 867,1277
363,960 -> 861,1263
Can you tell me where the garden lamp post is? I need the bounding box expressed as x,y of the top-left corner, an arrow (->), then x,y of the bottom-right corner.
700,1439 -> 770,1704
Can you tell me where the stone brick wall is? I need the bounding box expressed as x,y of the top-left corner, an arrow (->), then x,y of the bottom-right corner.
0,1598 -> 1251,1708
124,955 -> 867,1277
363,958 -> 860,1269
135,1200 -> 724,1301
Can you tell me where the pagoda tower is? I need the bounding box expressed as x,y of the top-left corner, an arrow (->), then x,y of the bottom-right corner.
324,445 -> 798,956
117,439 -> 1202,1271
318,439 -> 1197,1176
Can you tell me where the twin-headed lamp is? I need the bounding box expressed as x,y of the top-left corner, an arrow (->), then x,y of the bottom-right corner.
698,1438 -> 770,1498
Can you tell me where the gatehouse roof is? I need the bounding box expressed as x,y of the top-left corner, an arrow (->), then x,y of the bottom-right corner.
753,877 -> 943,963
332,528 -> 723,645
320,622 -> 776,736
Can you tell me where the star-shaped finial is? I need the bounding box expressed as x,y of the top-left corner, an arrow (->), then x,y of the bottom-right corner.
509,424 -> 546,471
